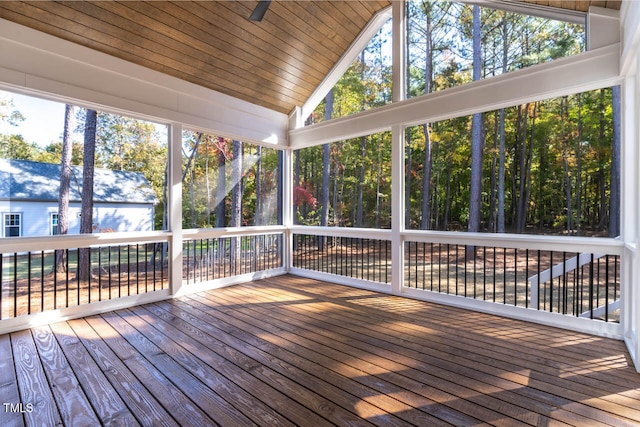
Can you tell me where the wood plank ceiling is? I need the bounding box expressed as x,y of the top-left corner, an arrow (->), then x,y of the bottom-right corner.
0,1 -> 622,116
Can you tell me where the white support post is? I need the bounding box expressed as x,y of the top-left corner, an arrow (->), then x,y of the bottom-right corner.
621,40 -> 640,371
282,147 -> 294,272
390,2 -> 406,296
391,124 -> 405,295
168,123 -> 184,296
392,0 -> 406,104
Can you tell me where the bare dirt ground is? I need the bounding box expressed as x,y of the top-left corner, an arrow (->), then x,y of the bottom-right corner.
293,241 -> 620,322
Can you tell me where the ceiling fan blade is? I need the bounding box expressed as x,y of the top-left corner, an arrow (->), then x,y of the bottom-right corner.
249,0 -> 271,22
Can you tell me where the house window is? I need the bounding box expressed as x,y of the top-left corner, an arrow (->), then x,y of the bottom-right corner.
4,213 -> 21,237
51,213 -> 59,236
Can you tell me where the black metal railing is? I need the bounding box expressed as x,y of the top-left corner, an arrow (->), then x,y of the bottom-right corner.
182,234 -> 283,285
404,242 -> 620,322
292,234 -> 391,284
0,243 -> 168,320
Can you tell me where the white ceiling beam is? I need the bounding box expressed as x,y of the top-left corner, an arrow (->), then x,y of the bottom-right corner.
289,43 -> 621,148
464,0 -> 586,24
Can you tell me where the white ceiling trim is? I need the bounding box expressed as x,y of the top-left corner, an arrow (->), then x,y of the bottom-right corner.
289,43 -> 622,148
466,0 -> 586,24
0,18 -> 288,147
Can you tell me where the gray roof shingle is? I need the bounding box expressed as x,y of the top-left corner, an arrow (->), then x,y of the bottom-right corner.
0,159 -> 158,204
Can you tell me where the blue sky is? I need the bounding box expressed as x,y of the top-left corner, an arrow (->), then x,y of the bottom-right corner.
0,90 -> 71,147
1,90 -> 167,148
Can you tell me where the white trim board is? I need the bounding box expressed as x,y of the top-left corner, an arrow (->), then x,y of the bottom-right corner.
0,18 -> 288,148
290,43 -> 622,148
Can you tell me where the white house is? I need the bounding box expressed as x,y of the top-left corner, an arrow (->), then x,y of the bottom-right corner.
0,158 -> 158,237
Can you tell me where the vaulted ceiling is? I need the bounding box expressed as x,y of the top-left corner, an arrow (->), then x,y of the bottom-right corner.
0,1 -> 622,115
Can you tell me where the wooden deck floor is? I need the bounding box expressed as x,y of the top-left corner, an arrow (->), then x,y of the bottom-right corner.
2,275 -> 640,427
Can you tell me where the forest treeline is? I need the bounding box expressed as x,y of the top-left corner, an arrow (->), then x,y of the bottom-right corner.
1,1 -> 620,238
294,1 -> 620,237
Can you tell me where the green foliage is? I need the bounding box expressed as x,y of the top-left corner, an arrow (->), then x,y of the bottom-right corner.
295,132 -> 392,228
1,99 -> 168,230
181,130 -> 281,229
0,95 -> 25,126
0,134 -> 40,160
298,1 -> 615,236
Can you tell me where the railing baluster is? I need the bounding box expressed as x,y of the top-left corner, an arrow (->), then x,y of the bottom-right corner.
65,248 -> 70,308
589,253 -> 595,319
525,249 -> 529,308
11,253 -> 17,317
40,251 -> 45,313
27,252 -> 32,315
116,246 -> 122,298
0,253 -> 3,320
483,246 -> 486,301
447,243 -> 451,293
126,245 -> 133,295
605,254 -> 610,322
108,246 -> 113,299
492,246 -> 500,302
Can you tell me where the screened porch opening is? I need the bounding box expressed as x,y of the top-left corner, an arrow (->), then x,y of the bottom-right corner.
1,0 -> 640,425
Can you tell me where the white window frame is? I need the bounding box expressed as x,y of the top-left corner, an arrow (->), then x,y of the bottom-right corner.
50,213 -> 59,236
3,213 -> 22,238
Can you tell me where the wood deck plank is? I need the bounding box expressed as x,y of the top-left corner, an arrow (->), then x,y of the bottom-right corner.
150,298 -> 385,426
0,334 -> 24,427
264,280 -> 640,425
67,318 -> 179,427
267,277 -> 640,408
10,329 -> 62,427
85,314 -> 222,427
47,321 -> 140,426
208,281 -> 590,426
186,291 -> 505,426
183,293 -> 462,427
266,277 -> 640,425
30,325 -> 100,426
123,304 -> 325,427
142,299 -> 355,427
118,307 -> 294,426
2,275 -> 640,426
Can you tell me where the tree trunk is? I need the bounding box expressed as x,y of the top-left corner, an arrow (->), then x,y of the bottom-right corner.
421,124 -> 432,230
319,90 -> 333,249
78,109 -> 97,282
405,129 -> 412,228
231,140 -> 243,273
356,136 -> 366,227
488,111 -> 498,232
561,96 -> 573,233
609,85 -> 621,237
517,103 -> 529,233
576,94 -> 583,234
420,8 -> 433,230
255,145 -> 262,225
498,108 -> 506,233
497,15 -> 508,233
205,139 -> 211,227
597,89 -> 608,231
55,104 -> 74,274
468,5 -> 483,258
216,138 -> 226,228
444,160 -> 452,230
523,102 -> 537,232
375,135 -> 382,228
